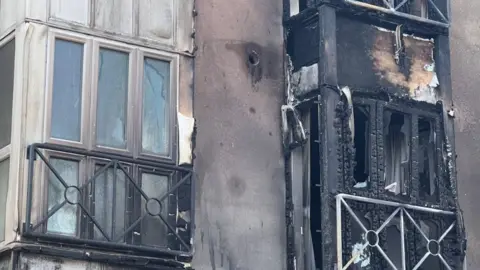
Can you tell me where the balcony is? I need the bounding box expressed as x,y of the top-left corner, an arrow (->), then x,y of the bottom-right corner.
340,0 -> 449,27
22,143 -> 194,258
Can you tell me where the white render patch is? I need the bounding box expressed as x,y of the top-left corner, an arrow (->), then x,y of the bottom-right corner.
373,26 -> 434,42
290,0 -> 300,16
291,63 -> 318,96
178,112 -> 195,165
413,62 -> 439,104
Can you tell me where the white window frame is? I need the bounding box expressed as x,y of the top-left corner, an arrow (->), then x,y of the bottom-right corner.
44,29 -> 179,161
45,30 -> 91,148
0,32 -> 15,245
38,28 -> 179,240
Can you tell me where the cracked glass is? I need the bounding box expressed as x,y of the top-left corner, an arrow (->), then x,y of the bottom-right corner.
142,58 -> 170,156
96,48 -> 129,149
51,39 -> 84,142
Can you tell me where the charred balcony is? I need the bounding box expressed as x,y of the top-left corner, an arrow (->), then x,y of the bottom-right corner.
22,143 -> 194,260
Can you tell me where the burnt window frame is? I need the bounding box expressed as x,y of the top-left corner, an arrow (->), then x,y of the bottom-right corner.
341,96 -> 447,209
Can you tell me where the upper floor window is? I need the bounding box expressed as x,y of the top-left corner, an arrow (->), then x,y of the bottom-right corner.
22,31 -> 193,255
0,36 -> 14,243
47,35 -> 175,160
344,96 -> 444,206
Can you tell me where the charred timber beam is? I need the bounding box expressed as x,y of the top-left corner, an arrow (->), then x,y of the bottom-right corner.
317,5 -> 338,268
284,2 -> 448,37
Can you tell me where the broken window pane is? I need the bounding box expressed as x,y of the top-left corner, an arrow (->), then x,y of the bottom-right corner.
0,39 -> 14,149
353,106 -> 370,188
418,117 -> 438,201
94,165 -> 126,241
47,158 -> 79,236
0,158 -> 9,242
142,58 -> 170,156
140,173 -> 169,247
51,39 -> 84,142
96,48 -> 129,149
384,110 -> 411,195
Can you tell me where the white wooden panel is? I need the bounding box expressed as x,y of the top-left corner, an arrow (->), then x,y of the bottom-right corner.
176,0 -> 194,52
94,0 -> 133,35
50,0 -> 89,25
138,0 -> 174,43
26,0 -> 48,21
0,0 -> 16,36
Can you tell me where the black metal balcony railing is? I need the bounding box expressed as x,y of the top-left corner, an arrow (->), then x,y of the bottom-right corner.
23,143 -> 195,258
336,194 -> 462,270
342,0 -> 449,27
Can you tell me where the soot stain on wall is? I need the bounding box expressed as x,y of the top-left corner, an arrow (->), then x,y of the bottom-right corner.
336,16 -> 437,102
226,41 -> 282,87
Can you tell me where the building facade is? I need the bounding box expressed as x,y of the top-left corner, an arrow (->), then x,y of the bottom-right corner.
0,0 -> 476,269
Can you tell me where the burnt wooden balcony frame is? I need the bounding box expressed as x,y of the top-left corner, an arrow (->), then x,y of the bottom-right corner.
339,96 -> 451,210
284,0 -> 449,36
22,143 -> 195,259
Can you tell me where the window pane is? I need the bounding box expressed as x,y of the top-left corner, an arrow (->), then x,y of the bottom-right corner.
0,158 -> 10,242
94,165 -> 126,241
47,158 -> 79,236
96,48 -> 129,149
0,39 -> 15,149
142,58 -> 170,155
51,39 -> 84,142
141,173 -> 169,247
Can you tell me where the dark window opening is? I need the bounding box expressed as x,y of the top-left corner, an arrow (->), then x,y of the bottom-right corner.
353,106 -> 370,188
410,0 -> 428,18
384,110 -> 411,195
299,0 -> 308,11
309,104 -> 322,268
418,117 -> 438,201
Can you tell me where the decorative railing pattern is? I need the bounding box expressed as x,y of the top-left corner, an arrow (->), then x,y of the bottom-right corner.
336,193 -> 460,270
23,143 -> 194,257
341,0 -> 449,27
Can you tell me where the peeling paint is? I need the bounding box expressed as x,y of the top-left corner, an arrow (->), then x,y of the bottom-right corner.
291,63 -> 318,97
178,112 -> 195,165
351,236 -> 371,267
371,29 -> 439,103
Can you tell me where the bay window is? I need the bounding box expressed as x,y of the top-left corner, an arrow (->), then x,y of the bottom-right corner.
23,30 -> 193,256
0,35 -> 14,244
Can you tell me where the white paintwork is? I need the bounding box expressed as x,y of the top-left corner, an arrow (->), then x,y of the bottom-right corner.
26,0 -> 48,21
0,0 -> 17,37
290,0 -> 300,16
23,0 -> 193,52
178,112 -> 195,165
50,0 -> 90,25
138,0 -> 175,43
94,0 -> 134,35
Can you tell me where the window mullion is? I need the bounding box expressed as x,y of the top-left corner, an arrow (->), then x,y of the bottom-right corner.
411,114 -> 420,204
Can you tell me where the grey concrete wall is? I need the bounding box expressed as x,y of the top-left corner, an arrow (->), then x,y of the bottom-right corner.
192,0 -> 286,269
451,0 -> 480,268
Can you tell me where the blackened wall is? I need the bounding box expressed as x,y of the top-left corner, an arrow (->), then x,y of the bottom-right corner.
451,0 -> 480,267
192,0 -> 286,269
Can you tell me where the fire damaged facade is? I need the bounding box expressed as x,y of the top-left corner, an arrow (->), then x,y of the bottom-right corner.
0,0 -> 475,270
284,0 -> 466,269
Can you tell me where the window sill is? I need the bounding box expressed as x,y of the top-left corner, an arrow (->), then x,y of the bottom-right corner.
0,241 -> 193,269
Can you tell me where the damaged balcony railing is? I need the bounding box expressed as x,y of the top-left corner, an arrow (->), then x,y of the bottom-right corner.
342,0 -> 450,27
23,143 -> 194,257
336,193 -> 461,270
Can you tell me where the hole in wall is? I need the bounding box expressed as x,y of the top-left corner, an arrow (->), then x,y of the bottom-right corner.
248,50 -> 260,66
